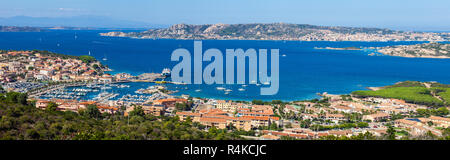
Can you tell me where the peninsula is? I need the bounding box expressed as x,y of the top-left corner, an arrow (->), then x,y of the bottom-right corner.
376,42 -> 450,58
100,23 -> 449,41
0,26 -> 41,32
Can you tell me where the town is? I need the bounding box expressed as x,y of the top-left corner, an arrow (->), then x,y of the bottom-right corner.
1,50 -> 449,140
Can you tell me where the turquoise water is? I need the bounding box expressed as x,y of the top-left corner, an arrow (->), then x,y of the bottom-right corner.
1,30 -> 450,101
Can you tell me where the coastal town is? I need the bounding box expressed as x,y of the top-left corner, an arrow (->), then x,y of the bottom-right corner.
100,23 -> 450,42
1,49 -> 449,140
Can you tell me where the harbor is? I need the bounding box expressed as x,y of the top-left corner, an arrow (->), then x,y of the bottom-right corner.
20,68 -> 175,106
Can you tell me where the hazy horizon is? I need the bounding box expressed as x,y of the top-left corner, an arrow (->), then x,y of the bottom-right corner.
1,0 -> 450,31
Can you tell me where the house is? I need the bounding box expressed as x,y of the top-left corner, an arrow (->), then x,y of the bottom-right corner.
176,111 -> 201,121
283,105 -> 300,114
215,100 -> 248,113
97,105 -> 118,114
143,105 -> 166,116
98,74 -> 113,83
259,134 -> 280,140
323,114 -> 346,123
176,109 -> 256,131
332,105 -> 353,113
428,116 -> 450,128
153,98 -> 188,108
198,117 -> 227,129
362,112 -> 390,122
36,99 -> 51,109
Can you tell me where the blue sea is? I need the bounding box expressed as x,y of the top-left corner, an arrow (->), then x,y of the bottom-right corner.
1,30 -> 450,101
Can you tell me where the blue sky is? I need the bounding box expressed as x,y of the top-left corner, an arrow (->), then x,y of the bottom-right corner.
1,0 -> 449,30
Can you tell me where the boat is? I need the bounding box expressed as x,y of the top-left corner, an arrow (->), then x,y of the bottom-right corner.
224,89 -> 232,92
195,89 -> 201,92
242,84 -> 248,87
216,87 -> 226,90
102,54 -> 107,61
155,81 -> 167,84
262,77 -> 270,85
256,83 -> 261,86
282,54 -> 287,57
172,82 -> 187,85
162,68 -> 171,76
224,92 -> 230,95
238,88 -> 245,91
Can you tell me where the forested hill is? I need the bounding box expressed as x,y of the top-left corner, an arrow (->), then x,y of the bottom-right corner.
0,92 -> 243,140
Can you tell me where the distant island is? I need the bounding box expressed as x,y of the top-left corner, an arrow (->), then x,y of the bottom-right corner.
0,26 -> 41,32
100,23 -> 449,41
314,47 -> 362,50
376,42 -> 450,59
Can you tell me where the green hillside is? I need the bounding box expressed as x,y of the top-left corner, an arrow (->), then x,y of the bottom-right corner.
352,81 -> 450,106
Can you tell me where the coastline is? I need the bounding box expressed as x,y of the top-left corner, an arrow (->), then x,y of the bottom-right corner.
376,42 -> 450,59
100,33 -> 448,42
3,31 -> 450,103
375,52 -> 450,59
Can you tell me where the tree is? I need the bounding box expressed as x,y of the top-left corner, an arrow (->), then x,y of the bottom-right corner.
46,102 -> 58,112
269,123 -> 279,131
0,86 -> 5,94
252,100 -> 264,105
434,107 -> 449,116
17,93 -> 28,105
357,122 -> 369,128
85,104 -> 101,119
175,103 -> 191,111
78,55 -> 96,64
416,109 -> 431,117
271,100 -> 283,104
129,106 -> 145,117
386,126 -> 396,140
92,64 -> 100,70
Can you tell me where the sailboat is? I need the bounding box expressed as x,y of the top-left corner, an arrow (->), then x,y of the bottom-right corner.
102,53 -> 108,61
88,51 -> 91,56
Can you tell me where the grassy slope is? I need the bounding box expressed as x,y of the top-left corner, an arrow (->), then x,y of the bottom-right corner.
351,81 -> 450,106
352,87 -> 443,106
437,88 -> 450,105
